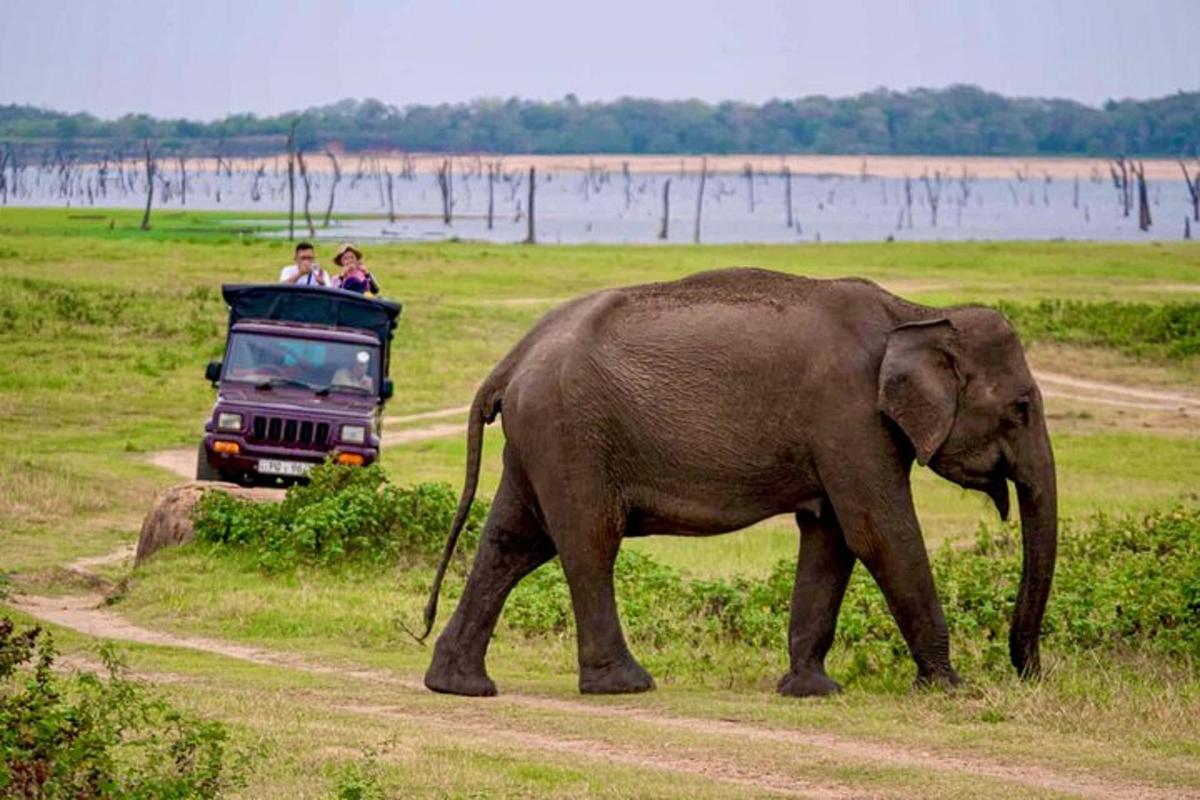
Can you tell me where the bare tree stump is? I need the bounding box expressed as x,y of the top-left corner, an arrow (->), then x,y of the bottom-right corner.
385,167 -> 396,223
1133,161 -> 1151,231
1180,160 -> 1200,223
524,166 -> 536,244
693,157 -> 708,244
297,151 -> 316,236
139,140 -> 155,231
782,165 -> 793,228
323,148 -> 341,227
658,178 -> 671,240
286,119 -> 299,240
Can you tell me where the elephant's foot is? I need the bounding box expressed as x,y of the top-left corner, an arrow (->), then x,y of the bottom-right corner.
424,646 -> 497,697
913,667 -> 963,692
777,668 -> 842,697
579,655 -> 656,695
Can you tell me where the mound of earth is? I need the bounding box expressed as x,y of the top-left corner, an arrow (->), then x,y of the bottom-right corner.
136,481 -> 280,564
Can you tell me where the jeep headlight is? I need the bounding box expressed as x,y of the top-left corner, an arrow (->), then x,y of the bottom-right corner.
216,412 -> 243,431
341,424 -> 367,444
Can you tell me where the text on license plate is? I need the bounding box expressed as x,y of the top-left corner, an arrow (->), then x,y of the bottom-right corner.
257,459 -> 313,477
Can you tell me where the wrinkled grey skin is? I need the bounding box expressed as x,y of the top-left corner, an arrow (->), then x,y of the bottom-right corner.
420,268 -> 1057,697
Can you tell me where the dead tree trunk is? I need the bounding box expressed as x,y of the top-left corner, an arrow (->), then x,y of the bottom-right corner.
1186,216 -> 1192,240
783,165 -> 793,228
436,159 -> 453,225
177,155 -> 187,206
140,140 -> 155,231
1072,175 -> 1079,209
385,168 -> 396,223
1180,160 -> 1200,222
1133,161 -> 1151,231
251,163 -> 265,203
922,171 -> 943,227
693,157 -> 708,244
0,149 -> 8,205
744,163 -> 756,213
904,176 -> 913,228
524,166 -> 536,244
286,119 -> 298,240
486,161 -> 498,230
297,151 -> 316,237
1110,157 -> 1130,217
322,148 -> 341,227
622,161 -> 632,210
658,178 -> 671,240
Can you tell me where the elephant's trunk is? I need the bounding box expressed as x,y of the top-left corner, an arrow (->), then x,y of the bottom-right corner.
1009,409 -> 1058,678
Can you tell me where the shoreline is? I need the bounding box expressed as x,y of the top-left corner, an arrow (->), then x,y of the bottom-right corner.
72,153 -> 1190,181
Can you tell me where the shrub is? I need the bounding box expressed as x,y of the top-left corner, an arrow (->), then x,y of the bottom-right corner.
996,299 -> 1200,360
326,755 -> 388,800
192,462 -> 489,573
505,506 -> 1200,681
0,618 -> 256,799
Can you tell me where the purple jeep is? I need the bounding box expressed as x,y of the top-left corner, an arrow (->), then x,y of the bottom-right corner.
197,284 -> 401,484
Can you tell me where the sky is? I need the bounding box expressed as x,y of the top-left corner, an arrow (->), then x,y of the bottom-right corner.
2,0 -> 1198,120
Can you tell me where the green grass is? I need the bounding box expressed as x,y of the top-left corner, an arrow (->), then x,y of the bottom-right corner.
1,207 -> 1199,797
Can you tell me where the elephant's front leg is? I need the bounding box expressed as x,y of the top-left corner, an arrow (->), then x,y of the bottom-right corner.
823,463 -> 961,689
778,505 -> 856,697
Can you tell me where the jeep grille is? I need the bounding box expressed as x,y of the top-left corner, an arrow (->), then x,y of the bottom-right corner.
250,416 -> 330,448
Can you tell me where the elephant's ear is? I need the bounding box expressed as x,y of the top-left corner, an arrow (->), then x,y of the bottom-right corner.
877,319 -> 960,466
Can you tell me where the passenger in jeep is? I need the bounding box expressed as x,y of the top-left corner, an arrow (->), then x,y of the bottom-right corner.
280,242 -> 333,287
331,350 -> 375,392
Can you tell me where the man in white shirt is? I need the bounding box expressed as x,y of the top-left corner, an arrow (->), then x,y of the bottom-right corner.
279,242 -> 333,286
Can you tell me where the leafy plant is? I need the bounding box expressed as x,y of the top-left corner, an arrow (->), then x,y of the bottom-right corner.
505,506 -> 1200,682
192,462 -> 488,573
0,618 -> 257,799
997,299 -> 1200,360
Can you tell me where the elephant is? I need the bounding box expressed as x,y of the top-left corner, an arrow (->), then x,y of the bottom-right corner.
419,267 -> 1057,697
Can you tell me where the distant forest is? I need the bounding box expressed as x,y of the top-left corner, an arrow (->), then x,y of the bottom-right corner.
2,85 -> 1198,157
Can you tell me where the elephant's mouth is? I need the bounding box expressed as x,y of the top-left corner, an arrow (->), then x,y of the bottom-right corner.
983,475 -> 1011,521
936,456 -> 1012,522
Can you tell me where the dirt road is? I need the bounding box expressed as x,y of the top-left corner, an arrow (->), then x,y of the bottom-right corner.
10,549 -> 1193,800
24,367 -> 1190,795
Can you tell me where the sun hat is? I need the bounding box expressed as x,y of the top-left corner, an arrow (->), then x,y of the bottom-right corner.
333,243 -> 363,266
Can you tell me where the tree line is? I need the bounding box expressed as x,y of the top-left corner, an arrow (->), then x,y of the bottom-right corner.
1,84 -> 1198,158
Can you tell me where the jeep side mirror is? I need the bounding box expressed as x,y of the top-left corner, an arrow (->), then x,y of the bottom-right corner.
205,361 -> 222,384
381,378 -> 394,401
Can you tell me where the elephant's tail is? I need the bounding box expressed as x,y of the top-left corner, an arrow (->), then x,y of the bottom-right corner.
415,381 -> 502,643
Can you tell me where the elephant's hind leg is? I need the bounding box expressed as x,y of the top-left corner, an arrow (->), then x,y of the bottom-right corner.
778,505 -> 855,697
425,475 -> 555,697
545,502 -> 654,695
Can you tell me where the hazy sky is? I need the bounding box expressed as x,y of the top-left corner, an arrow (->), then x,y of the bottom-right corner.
3,0 -> 1198,120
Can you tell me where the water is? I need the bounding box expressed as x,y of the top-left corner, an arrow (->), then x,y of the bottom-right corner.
5,160 -> 1194,244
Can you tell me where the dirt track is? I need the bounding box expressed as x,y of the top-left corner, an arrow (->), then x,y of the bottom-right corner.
10,553 -> 1193,800
9,368 -> 1199,796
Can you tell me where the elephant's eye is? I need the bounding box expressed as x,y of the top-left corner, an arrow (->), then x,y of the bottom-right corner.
1009,397 -> 1031,425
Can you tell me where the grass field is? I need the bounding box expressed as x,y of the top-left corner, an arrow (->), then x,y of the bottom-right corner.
2,207 -> 1199,798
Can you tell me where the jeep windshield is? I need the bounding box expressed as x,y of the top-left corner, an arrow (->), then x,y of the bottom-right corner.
222,332 -> 380,395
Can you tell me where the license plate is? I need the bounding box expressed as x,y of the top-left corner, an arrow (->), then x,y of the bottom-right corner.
256,459 -> 313,477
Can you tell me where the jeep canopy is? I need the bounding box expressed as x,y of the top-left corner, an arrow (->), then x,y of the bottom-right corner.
223,283 -> 401,341
221,283 -> 402,373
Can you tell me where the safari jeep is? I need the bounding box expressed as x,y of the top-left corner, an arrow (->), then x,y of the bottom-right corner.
197,284 -> 401,484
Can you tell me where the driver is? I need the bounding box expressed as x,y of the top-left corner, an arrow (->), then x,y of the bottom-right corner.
331,350 -> 374,392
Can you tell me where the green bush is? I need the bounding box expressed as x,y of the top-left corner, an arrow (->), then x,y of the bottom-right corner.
0,618 -> 256,799
996,299 -> 1200,359
506,507 -> 1200,681
326,755 -> 388,800
192,463 -> 489,573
